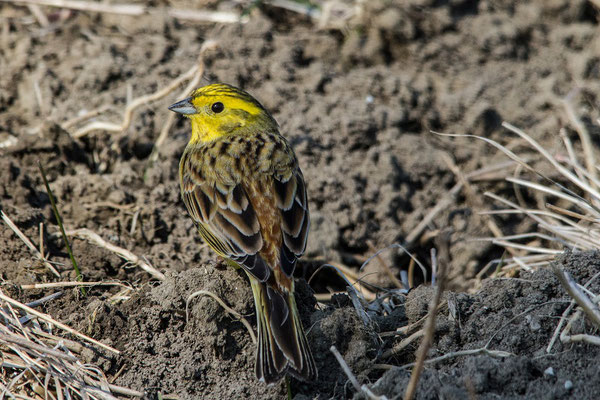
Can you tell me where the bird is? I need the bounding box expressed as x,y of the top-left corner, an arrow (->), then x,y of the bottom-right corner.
169,83 -> 317,384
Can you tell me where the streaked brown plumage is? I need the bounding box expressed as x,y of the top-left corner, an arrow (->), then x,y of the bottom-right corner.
170,83 -> 317,383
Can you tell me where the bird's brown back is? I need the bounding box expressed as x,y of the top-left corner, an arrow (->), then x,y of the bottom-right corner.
180,130 -> 301,291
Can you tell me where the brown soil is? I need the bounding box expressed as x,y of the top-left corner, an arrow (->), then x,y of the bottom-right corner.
2,0 -> 600,399
360,251 -> 600,400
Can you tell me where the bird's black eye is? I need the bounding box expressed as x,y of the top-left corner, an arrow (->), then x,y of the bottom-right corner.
211,102 -> 224,113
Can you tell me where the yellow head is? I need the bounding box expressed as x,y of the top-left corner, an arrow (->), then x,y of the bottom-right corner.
169,83 -> 278,143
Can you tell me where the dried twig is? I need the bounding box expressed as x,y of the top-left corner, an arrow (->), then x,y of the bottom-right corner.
61,105 -> 110,129
366,240 -> 403,289
399,347 -> 513,369
547,299 -> 577,353
442,153 -> 514,256
64,228 -> 166,281
404,231 -> 450,400
558,297 -> 600,348
4,0 -> 241,23
27,3 -> 49,26
72,40 -> 217,139
26,291 -> 63,308
552,263 -> 600,329
547,269 -> 600,353
381,329 -> 424,359
147,40 -> 217,166
560,309 -> 600,346
186,289 -> 256,344
330,345 -> 388,400
308,262 -> 377,301
563,90 -> 598,189
18,281 -> 131,290
0,290 -> 138,398
1,210 -> 60,277
404,159 -> 517,252
0,289 -> 119,354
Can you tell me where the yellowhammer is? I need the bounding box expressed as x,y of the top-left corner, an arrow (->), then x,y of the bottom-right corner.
169,83 -> 317,383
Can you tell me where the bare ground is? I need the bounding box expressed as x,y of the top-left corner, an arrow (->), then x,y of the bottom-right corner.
2,0 -> 600,398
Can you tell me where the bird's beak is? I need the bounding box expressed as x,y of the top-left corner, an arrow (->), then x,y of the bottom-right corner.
168,97 -> 196,115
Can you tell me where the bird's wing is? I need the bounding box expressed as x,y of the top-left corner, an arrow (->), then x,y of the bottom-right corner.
180,143 -> 309,282
180,165 -> 275,282
273,169 -> 310,277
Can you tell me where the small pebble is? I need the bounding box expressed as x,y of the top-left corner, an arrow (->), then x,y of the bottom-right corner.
544,367 -> 554,376
564,380 -> 573,390
365,95 -> 374,104
527,315 -> 541,331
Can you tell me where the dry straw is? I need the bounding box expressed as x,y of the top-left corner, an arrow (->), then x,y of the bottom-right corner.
0,289 -> 141,399
436,115 -> 600,275
441,100 -> 600,357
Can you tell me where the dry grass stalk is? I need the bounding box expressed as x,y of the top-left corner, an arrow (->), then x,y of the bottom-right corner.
5,0 -> 241,23
71,40 -> 217,139
26,3 -> 49,26
347,285 -> 373,327
360,244 -> 426,289
395,302 -> 447,338
308,262 -> 377,301
547,269 -> 600,353
19,281 -> 132,290
381,329 -> 424,359
552,263 -> 600,328
0,290 -> 138,399
563,90 -> 598,189
1,210 -> 60,277
186,289 -> 256,344
547,299 -> 578,353
404,231 -> 450,400
148,40 -> 217,166
366,240 -> 404,289
0,289 -> 119,355
399,347 -> 513,369
547,264 -> 600,349
0,133 -> 18,148
64,228 -> 166,281
403,160 -> 517,257
61,105 -> 111,129
267,0 -> 322,19
330,345 -> 388,400
560,309 -> 600,346
439,116 -> 600,273
441,153 -> 516,257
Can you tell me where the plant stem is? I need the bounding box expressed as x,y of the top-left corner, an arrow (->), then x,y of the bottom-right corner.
38,163 -> 86,295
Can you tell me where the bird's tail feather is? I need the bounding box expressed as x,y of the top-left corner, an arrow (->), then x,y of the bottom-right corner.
250,277 -> 317,384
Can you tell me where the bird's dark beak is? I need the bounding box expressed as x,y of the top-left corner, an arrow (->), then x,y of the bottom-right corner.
168,97 -> 196,115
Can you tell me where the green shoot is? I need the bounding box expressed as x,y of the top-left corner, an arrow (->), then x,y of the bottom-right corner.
286,376 -> 292,400
38,163 -> 86,296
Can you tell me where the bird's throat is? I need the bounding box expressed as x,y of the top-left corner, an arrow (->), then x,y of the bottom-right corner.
190,117 -> 222,144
